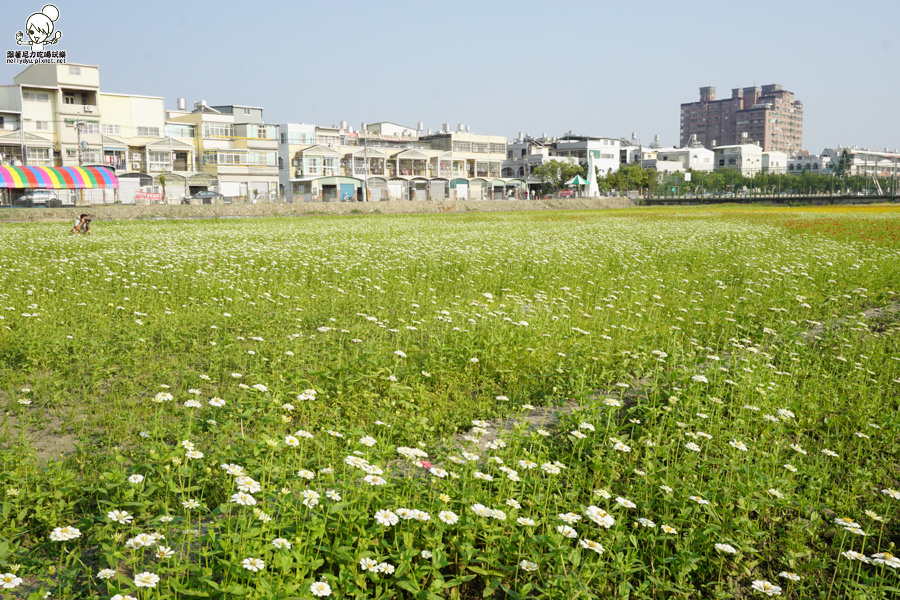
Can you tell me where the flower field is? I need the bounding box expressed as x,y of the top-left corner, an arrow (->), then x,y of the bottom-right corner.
0,205 -> 898,599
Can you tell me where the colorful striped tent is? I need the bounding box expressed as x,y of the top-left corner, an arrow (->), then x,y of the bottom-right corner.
0,165 -> 118,189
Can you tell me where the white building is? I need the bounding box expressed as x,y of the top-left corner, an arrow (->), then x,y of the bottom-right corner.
787,151 -> 831,175
762,151 -> 788,174
714,144 -> 763,176
553,135 -> 620,196
655,146 -> 715,172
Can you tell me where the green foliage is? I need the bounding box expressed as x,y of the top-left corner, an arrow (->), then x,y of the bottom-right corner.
531,160 -> 585,194
0,208 -> 897,599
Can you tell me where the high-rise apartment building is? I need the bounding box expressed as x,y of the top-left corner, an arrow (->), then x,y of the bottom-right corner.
680,84 -> 803,153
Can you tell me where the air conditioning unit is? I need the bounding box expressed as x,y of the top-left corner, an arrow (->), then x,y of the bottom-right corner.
83,105 -> 93,112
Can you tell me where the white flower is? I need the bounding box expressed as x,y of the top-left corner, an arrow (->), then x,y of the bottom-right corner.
208,397 -> 226,407
301,489 -> 320,508
714,543 -> 737,554
439,510 -> 459,525
729,440 -> 748,451
750,580 -> 782,596
107,510 -> 133,525
374,562 -> 395,575
541,462 -> 561,474
842,550 -> 870,563
359,435 -> 377,447
374,510 -> 399,527
49,526 -> 81,541
155,546 -> 175,559
296,469 -> 315,480
558,512 -> 582,524
183,399 -> 201,408
767,489 -> 784,499
615,496 -> 636,509
506,498 -> 521,509
519,560 -> 538,572
882,488 -> 900,500
128,474 -> 145,484
871,552 -> 900,568
778,571 -> 801,581
578,538 -> 605,554
359,557 -> 378,571
685,442 -> 701,452
637,517 -> 656,528
517,516 -> 536,526
252,384 -> 268,392
186,450 -> 203,459
585,506 -> 615,528
0,573 -> 23,589
691,374 -> 708,383
661,524 -> 677,534
272,537 -> 292,549
594,488 -> 612,499
152,392 -> 173,403
242,557 -> 265,572
788,443 -> 807,455
689,495 -> 710,506
820,448 -> 838,458
364,475 -> 386,486
182,498 -> 200,509
235,476 -> 261,493
557,525 -> 577,538
96,568 -> 116,580
133,571 -> 160,588
230,492 -> 257,506
310,580 -> 332,597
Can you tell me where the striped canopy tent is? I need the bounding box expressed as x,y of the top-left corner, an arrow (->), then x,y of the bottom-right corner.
0,165 -> 119,189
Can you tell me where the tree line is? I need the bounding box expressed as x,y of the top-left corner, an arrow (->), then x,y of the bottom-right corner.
531,159 -> 897,197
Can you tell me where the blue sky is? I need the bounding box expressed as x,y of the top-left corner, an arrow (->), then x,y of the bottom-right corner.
3,0 -> 899,153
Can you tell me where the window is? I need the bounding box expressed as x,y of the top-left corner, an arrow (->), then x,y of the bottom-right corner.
64,94 -> 75,105
34,121 -> 49,130
68,65 -> 81,76
203,123 -> 234,138
165,123 -> 195,138
26,147 -> 52,165
243,108 -> 251,115
102,124 -> 121,135
23,91 -> 49,102
136,126 -> 161,137
80,122 -> 99,135
148,151 -> 170,171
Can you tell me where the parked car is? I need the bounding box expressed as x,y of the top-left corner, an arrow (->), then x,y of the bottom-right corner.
183,190 -> 224,204
16,189 -> 60,207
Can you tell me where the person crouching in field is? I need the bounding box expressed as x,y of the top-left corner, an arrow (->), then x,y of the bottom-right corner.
72,214 -> 92,234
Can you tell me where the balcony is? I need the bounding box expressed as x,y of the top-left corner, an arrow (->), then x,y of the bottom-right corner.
59,103 -> 98,116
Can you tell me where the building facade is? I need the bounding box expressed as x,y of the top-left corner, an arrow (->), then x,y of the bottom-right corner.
713,144 -> 763,176
279,122 -> 521,202
680,84 -> 803,154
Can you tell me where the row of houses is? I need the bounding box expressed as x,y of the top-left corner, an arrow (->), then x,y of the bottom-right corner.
1,63 -> 897,204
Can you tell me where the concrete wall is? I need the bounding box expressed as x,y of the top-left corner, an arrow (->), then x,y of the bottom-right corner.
0,197 -> 635,223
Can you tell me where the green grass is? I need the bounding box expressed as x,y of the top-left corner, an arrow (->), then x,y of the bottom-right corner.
0,206 -> 898,599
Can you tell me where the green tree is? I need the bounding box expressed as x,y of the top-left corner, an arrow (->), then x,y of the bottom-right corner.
532,160 -> 585,194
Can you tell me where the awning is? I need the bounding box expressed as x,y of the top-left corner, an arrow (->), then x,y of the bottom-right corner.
0,165 -> 119,189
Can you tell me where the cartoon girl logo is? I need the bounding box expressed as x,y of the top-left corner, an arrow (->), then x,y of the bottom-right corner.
16,5 -> 62,52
